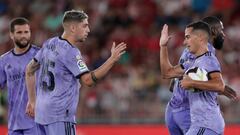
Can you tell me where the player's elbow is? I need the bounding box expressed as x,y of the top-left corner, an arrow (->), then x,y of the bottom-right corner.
214,81 -> 225,92
217,83 -> 225,92
161,74 -> 172,79
161,69 -> 175,79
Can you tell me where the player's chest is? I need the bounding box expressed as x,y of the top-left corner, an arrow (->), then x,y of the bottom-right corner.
3,58 -> 31,81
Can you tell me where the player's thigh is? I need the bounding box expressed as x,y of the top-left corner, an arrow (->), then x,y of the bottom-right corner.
186,127 -> 222,135
36,123 -> 47,135
173,109 -> 191,134
23,125 -> 39,135
165,104 -> 174,126
8,130 -> 23,135
46,122 -> 76,135
165,105 -> 184,135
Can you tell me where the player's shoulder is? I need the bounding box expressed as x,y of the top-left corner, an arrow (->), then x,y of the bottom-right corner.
31,44 -> 40,49
180,48 -> 195,60
201,52 -> 218,62
196,52 -> 214,63
197,52 -> 220,68
204,52 -> 218,61
31,44 -> 41,51
0,50 -> 13,59
57,37 -> 79,56
58,36 -> 76,49
207,43 -> 216,55
42,37 -> 58,46
44,36 -> 74,50
197,51 -> 212,58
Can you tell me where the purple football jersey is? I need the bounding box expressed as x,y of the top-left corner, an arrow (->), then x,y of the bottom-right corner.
0,45 -> 39,130
34,37 -> 89,125
186,51 -> 225,134
169,43 -> 215,111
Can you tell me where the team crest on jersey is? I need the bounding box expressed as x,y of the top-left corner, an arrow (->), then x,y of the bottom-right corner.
77,59 -> 87,71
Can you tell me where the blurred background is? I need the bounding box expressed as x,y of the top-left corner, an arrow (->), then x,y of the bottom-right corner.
0,0 -> 240,134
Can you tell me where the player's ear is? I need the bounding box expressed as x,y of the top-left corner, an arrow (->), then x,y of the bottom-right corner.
69,23 -> 76,33
198,32 -> 208,42
211,27 -> 218,37
9,32 -> 14,40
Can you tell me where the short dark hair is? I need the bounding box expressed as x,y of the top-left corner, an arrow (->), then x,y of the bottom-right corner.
202,16 -> 221,27
186,21 -> 211,37
9,17 -> 29,32
62,10 -> 88,24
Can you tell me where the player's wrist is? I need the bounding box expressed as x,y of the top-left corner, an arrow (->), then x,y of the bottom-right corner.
91,71 -> 98,83
108,56 -> 117,64
160,44 -> 167,47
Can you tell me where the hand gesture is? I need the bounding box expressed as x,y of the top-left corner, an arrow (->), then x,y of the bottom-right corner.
159,24 -> 171,47
25,101 -> 35,118
180,75 -> 193,89
220,85 -> 240,101
236,91 -> 240,101
110,42 -> 127,62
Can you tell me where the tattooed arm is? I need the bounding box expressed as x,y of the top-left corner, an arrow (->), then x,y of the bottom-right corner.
25,59 -> 40,117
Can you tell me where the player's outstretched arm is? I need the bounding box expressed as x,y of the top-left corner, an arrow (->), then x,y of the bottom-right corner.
80,42 -> 127,87
180,72 -> 225,92
160,24 -> 184,79
25,59 -> 40,117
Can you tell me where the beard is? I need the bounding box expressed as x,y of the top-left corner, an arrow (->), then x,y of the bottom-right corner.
213,34 -> 224,50
14,38 -> 30,49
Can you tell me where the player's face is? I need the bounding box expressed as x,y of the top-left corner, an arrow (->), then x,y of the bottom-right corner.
75,19 -> 90,42
184,28 -> 200,54
10,24 -> 31,49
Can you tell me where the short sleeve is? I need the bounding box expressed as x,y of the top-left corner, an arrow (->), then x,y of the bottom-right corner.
178,48 -> 189,64
199,57 -> 221,74
60,48 -> 89,78
0,58 -> 6,89
180,49 -> 194,72
34,47 -> 43,63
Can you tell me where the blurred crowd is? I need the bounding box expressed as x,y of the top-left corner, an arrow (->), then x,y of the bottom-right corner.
0,0 -> 240,124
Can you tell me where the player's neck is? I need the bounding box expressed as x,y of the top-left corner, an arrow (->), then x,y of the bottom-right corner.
209,38 -> 214,45
61,32 -> 77,48
14,44 -> 31,55
195,45 -> 208,57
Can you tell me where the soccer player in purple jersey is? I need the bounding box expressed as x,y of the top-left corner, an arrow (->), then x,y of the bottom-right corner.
25,10 -> 127,135
202,16 -> 239,100
162,16 -> 238,135
0,18 -> 39,135
160,21 -> 225,135
181,21 -> 225,135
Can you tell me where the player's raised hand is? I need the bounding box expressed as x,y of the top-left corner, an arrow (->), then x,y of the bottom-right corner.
110,42 -> 127,62
159,24 -> 171,47
25,101 -> 35,118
